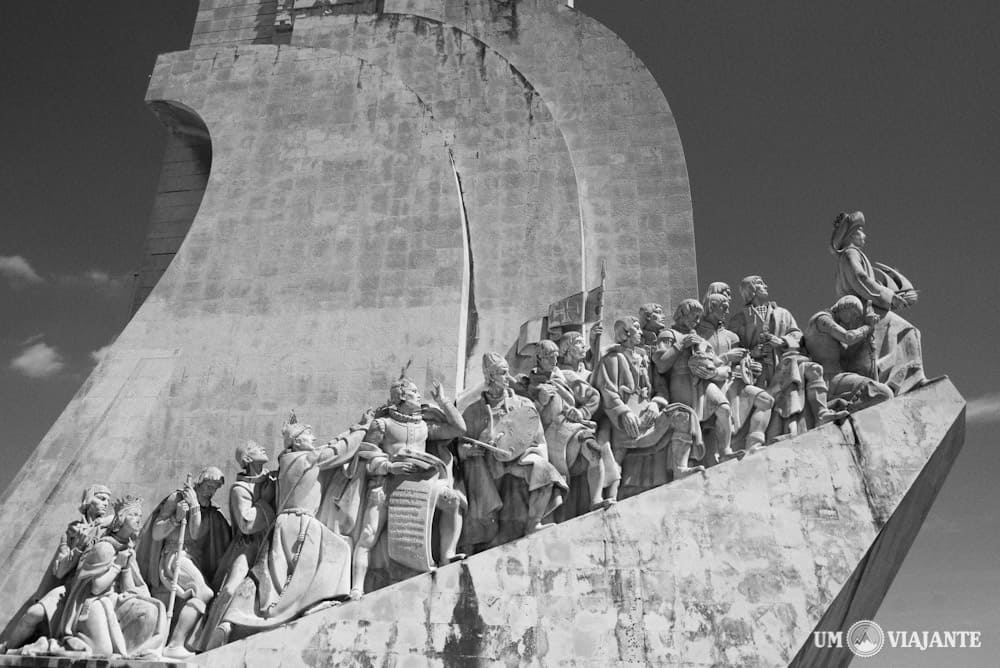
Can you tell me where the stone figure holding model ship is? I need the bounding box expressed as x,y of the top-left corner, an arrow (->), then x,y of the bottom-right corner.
830,210 -> 927,394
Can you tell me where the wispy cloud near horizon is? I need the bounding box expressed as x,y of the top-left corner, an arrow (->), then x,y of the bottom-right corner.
0,255 -> 44,287
9,341 -> 65,379
966,391 -> 1000,424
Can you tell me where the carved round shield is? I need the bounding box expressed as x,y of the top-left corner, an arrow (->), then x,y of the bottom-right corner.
481,403 -> 544,463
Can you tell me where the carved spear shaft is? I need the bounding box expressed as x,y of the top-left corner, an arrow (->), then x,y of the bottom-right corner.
166,474 -> 192,619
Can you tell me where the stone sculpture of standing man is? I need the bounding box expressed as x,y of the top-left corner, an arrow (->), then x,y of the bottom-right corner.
350,376 -> 468,598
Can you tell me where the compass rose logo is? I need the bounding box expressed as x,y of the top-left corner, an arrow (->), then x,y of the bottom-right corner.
846,620 -> 885,658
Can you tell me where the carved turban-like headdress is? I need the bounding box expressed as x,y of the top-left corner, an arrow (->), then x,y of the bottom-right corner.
830,211 -> 866,254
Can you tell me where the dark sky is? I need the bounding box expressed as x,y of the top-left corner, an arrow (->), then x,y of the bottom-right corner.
1,1 -> 997,664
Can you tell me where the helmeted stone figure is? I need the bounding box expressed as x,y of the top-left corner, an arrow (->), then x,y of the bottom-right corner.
195,441 -> 276,652
59,495 -> 168,658
697,291 -> 774,452
804,295 -> 894,412
221,412 -> 371,633
141,467 -> 230,658
652,299 -> 738,465
730,275 -> 846,439
2,485 -> 114,655
460,353 -> 567,550
350,375 -> 468,598
830,210 -> 926,394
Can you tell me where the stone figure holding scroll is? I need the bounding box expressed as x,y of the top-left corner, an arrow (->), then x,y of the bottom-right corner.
831,210 -> 926,394
804,295 -> 894,413
696,291 -> 774,452
350,376 -> 468,598
58,496 -> 168,658
460,353 -> 567,550
221,413 -> 371,633
195,441 -> 276,652
2,485 -> 114,655
141,467 -> 229,659
730,275 -> 845,439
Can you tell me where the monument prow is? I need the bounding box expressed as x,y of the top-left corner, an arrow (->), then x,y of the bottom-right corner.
185,379 -> 963,667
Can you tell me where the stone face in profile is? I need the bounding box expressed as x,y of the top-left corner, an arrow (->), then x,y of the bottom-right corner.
350,376 -> 468,598
831,210 -> 927,394
59,495 -> 168,658
460,353 -> 567,550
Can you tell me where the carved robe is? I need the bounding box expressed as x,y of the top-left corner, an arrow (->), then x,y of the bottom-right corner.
59,536 -> 167,657
193,471 -> 276,651
459,390 -> 566,549
593,345 -> 671,498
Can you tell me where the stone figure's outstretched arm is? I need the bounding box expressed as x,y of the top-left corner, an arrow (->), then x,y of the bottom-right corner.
317,418 -> 372,471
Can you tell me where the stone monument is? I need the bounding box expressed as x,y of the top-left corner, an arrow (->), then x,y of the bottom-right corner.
0,2 -> 964,666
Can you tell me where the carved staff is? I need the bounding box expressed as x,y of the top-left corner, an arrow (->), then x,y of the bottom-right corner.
166,473 -> 192,619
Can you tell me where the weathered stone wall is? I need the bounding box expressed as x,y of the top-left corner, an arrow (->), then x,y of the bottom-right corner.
192,379 -> 965,667
0,0 -> 697,637
0,45 -> 466,624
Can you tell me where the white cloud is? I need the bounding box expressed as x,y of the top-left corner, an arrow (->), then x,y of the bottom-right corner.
57,269 -> 128,295
0,255 -> 44,286
966,391 -> 1000,424
90,343 -> 114,365
10,341 -> 65,379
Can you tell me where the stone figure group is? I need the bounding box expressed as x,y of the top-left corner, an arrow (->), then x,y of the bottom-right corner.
0,210 -> 928,659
